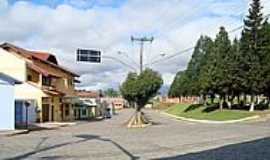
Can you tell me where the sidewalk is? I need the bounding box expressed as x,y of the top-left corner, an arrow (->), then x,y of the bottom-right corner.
29,122 -> 77,131
0,122 -> 76,137
0,130 -> 29,137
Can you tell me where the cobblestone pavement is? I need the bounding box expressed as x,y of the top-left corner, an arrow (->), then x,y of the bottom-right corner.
0,109 -> 270,160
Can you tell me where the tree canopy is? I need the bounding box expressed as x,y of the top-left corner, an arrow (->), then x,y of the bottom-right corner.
104,88 -> 120,97
169,0 -> 270,111
120,68 -> 163,110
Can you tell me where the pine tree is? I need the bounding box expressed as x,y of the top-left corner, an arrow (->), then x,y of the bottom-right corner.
198,37 -> 215,101
230,38 -> 242,103
209,27 -> 232,109
260,20 -> 270,99
240,0 -> 264,111
185,36 -> 213,96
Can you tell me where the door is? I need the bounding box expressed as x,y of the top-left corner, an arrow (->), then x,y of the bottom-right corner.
60,104 -> 64,121
42,104 -> 50,122
51,105 -> 54,121
15,101 -> 23,125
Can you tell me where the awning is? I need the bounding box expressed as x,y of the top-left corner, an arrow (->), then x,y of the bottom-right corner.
43,89 -> 65,96
74,79 -> 81,83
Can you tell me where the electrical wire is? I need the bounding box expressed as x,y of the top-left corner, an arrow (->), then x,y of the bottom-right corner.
145,13 -> 270,67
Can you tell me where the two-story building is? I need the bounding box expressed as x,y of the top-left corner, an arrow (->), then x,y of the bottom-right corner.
74,90 -> 102,120
0,43 -> 80,122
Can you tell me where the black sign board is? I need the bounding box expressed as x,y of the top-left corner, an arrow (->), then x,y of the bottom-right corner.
77,49 -> 101,63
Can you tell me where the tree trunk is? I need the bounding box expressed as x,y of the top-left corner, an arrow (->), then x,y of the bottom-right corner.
237,95 -> 240,104
256,96 -> 261,105
127,104 -> 151,128
227,95 -> 233,110
219,96 -> 224,111
244,94 -> 247,104
203,95 -> 207,106
249,95 -> 255,112
211,96 -> 215,104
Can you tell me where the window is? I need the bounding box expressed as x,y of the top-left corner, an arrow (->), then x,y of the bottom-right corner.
81,109 -> 87,116
68,78 -> 74,87
65,106 -> 70,116
42,76 -> 52,86
27,75 -> 32,81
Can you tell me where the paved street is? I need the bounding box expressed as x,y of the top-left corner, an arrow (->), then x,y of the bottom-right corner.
0,109 -> 270,160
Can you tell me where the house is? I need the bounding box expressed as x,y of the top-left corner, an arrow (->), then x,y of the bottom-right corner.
74,90 -> 103,120
101,97 -> 126,111
0,43 -> 80,123
0,73 -> 21,130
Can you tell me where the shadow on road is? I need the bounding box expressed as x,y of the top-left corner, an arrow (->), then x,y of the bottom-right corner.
153,137 -> 270,160
5,134 -> 139,160
76,134 -> 139,160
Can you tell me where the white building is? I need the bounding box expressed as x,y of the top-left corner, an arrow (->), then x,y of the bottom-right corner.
0,73 -> 21,130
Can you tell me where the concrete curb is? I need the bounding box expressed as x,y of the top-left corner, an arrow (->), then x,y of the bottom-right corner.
0,130 -> 29,137
161,112 -> 260,124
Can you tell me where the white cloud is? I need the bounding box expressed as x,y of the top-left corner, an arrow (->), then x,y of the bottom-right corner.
0,0 -> 8,11
0,0 -> 262,91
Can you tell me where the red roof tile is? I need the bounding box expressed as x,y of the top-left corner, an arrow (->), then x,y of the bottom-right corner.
76,90 -> 99,98
0,43 -> 79,77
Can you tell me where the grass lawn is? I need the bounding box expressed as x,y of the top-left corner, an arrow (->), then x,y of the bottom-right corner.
166,104 -> 257,121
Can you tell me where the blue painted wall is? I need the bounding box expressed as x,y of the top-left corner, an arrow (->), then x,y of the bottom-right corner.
0,82 -> 15,130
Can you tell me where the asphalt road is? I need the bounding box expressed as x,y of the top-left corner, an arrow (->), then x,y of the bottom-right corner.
0,109 -> 270,160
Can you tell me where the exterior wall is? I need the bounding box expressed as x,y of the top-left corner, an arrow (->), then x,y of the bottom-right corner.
32,61 -> 76,97
74,106 -> 96,120
15,83 -> 46,122
26,68 -> 39,83
0,49 -> 77,123
0,83 -> 15,130
0,49 -> 26,81
163,97 -> 199,104
15,100 -> 37,126
101,97 -> 125,110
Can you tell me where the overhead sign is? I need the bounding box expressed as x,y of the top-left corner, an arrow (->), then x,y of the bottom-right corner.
77,49 -> 101,63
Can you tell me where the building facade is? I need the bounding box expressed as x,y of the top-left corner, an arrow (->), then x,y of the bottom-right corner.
0,73 -> 21,130
0,43 -> 80,123
74,90 -> 103,120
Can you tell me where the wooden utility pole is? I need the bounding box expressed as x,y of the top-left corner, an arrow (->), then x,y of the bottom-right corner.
131,36 -> 154,73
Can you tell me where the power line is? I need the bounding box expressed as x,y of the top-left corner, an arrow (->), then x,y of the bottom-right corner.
131,36 -> 154,73
145,13 -> 270,67
148,3 -> 246,63
103,55 -> 137,72
117,51 -> 140,68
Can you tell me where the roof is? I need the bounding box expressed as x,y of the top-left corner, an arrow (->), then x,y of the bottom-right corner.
30,51 -> 58,65
43,89 -> 65,96
0,43 -> 79,77
0,73 -> 22,85
76,90 -> 100,98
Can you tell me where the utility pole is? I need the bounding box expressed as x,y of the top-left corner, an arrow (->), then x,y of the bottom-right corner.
131,36 -> 154,73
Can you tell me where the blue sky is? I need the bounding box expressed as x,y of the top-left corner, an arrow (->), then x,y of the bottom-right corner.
8,0 -> 126,9
1,0 -> 270,90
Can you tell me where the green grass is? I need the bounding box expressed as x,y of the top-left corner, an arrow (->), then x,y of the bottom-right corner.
166,104 -> 256,121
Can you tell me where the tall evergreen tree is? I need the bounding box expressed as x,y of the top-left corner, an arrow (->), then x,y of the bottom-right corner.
200,27 -> 232,109
185,36 -> 213,96
169,36 -> 214,98
240,0 -> 264,111
229,38 -> 242,102
260,20 -> 270,99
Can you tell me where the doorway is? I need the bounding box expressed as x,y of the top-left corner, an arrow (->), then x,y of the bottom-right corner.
42,104 -> 50,122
